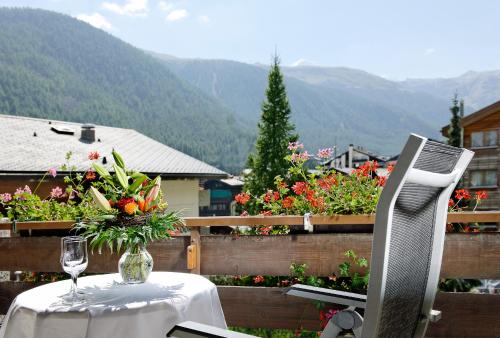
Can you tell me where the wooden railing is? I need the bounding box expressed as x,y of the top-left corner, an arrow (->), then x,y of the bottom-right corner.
0,212 -> 499,337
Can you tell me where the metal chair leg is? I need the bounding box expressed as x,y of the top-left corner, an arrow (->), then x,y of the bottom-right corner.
320,307 -> 363,338
319,319 -> 342,338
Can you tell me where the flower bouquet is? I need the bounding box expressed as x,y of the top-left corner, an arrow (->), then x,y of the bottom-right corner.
75,150 -> 182,283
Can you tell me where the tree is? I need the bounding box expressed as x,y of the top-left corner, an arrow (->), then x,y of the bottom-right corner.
244,54 -> 298,199
447,94 -> 462,147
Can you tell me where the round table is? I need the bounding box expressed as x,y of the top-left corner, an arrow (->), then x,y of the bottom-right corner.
0,272 -> 227,338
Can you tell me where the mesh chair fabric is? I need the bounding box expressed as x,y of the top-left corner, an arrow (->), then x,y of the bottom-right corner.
376,141 -> 463,337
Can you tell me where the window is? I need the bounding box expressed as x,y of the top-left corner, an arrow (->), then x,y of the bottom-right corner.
470,170 -> 497,187
470,130 -> 498,148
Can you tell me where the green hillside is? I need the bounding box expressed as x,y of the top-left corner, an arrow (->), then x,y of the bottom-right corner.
0,8 -> 253,173
157,57 -> 445,155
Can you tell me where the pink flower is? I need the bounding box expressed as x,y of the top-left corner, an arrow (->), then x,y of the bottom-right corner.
287,142 -> 304,151
50,186 -> 63,198
48,167 -> 57,178
253,275 -> 265,284
317,148 -> 333,159
0,193 -> 12,203
15,185 -> 32,195
290,151 -> 310,163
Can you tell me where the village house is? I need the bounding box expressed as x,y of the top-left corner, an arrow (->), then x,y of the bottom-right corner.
0,115 -> 227,217
442,100 -> 500,210
325,144 -> 391,176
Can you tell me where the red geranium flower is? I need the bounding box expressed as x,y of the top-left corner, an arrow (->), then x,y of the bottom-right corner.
318,175 -> 337,190
376,176 -> 387,187
88,151 -> 100,160
235,193 -> 250,205
475,190 -> 488,200
292,182 -> 308,195
273,191 -> 280,201
282,196 -> 295,209
455,189 -> 471,200
448,199 -> 454,208
253,275 -> 265,284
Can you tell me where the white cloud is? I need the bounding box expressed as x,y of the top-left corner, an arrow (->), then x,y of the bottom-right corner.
166,9 -> 188,21
102,0 -> 149,17
424,48 -> 436,55
158,1 -> 173,12
76,13 -> 113,30
198,15 -> 210,24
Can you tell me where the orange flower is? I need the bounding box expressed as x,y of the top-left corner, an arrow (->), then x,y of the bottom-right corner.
124,202 -> 138,215
138,199 -> 146,212
282,196 -> 295,209
85,170 -> 96,181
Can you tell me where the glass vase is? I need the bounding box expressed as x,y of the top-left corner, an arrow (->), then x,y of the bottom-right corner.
118,245 -> 153,284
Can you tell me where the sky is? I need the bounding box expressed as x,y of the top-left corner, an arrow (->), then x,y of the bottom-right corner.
2,0 -> 500,80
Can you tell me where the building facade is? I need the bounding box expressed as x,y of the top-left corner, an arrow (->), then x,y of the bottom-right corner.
442,101 -> 500,210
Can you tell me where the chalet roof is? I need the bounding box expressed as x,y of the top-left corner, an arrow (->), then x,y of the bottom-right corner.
220,177 -> 244,187
441,100 -> 500,135
0,114 -> 227,179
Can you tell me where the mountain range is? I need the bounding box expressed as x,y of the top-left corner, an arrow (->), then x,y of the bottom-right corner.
1,8 -> 499,173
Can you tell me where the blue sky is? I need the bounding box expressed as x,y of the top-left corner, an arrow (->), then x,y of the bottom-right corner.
3,0 -> 500,79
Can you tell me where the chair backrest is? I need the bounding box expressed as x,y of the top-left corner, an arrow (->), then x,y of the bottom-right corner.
361,134 -> 473,338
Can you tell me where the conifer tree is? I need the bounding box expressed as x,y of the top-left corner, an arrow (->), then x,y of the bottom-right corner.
244,54 -> 298,198
448,94 -> 462,147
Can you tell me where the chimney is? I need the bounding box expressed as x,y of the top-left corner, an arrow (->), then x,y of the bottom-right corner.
348,144 -> 354,169
81,124 -> 96,143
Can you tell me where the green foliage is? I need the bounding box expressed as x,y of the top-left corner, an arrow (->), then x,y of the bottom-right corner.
0,8 -> 253,173
74,212 -> 180,254
237,154 -> 384,223
439,278 -> 481,292
0,190 -> 99,221
210,250 -> 369,293
447,94 -> 462,147
244,54 -> 298,206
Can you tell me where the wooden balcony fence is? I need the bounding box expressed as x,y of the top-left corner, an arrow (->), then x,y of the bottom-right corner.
0,211 -> 499,337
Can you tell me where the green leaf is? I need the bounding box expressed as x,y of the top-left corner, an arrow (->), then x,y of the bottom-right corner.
128,174 -> 148,193
92,163 -> 112,180
113,164 -> 129,189
112,149 -> 126,169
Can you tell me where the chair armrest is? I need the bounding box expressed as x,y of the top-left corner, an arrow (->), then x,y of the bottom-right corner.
167,321 -> 257,338
286,284 -> 367,309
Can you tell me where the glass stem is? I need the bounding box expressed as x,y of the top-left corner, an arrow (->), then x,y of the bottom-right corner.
71,272 -> 78,299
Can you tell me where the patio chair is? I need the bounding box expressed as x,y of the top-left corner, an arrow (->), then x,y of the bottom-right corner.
167,134 -> 473,338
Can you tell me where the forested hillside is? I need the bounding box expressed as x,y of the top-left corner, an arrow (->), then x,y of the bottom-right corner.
158,57 -> 447,156
0,8 -> 253,173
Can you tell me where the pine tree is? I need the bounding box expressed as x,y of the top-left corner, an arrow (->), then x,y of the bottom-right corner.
448,94 -> 462,147
244,54 -> 298,198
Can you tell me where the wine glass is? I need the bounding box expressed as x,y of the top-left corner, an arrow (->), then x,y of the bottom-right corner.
60,236 -> 88,303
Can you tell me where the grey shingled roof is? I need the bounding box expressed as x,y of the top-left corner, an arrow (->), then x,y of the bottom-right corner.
0,115 -> 227,178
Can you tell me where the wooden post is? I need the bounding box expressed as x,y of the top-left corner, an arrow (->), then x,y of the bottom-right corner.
188,227 -> 201,274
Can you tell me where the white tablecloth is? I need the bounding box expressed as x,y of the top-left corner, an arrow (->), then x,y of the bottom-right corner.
0,272 -> 227,338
